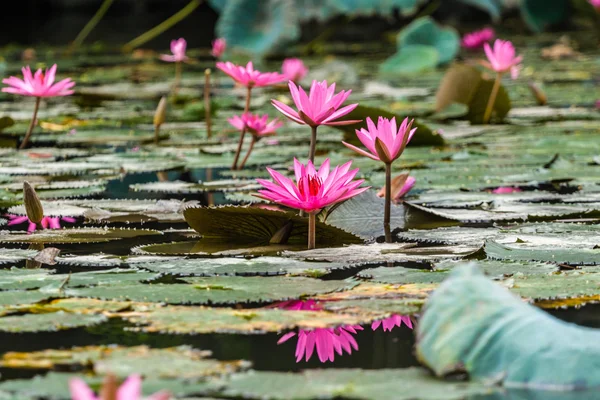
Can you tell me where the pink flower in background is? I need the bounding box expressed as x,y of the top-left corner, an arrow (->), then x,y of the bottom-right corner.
211,38 -> 226,58
282,58 -> 308,82
216,61 -> 286,88
491,186 -> 522,194
256,158 -> 369,213
377,174 -> 416,202
2,64 -> 75,97
371,315 -> 413,332
462,28 -> 495,50
160,38 -> 188,63
482,39 -> 523,79
343,117 -> 417,163
228,113 -> 282,139
278,326 -> 363,363
7,215 -> 76,233
590,0 -> 600,10
272,80 -> 359,127
69,374 -> 170,400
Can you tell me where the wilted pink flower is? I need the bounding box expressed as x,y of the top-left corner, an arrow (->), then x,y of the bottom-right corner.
272,80 -> 359,127
256,158 -> 368,213
282,58 -> 308,83
371,315 -> 413,332
216,61 -> 286,88
160,38 -> 188,63
491,186 -> 522,194
278,326 -> 363,363
343,117 -> 417,163
2,64 -> 75,97
377,174 -> 416,202
69,374 -> 169,400
462,28 -> 495,50
228,113 -> 282,139
7,215 -> 76,233
482,39 -> 523,79
211,38 -> 226,58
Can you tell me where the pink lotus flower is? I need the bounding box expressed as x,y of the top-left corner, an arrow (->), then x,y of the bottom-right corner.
462,28 -> 495,50
7,215 -> 76,233
482,39 -> 523,79
256,158 -> 368,214
342,117 -> 417,163
282,58 -> 308,83
491,186 -> 522,194
371,315 -> 413,332
160,38 -> 188,63
278,326 -> 363,363
69,374 -> 169,400
228,113 -> 282,139
270,299 -> 321,311
590,0 -> 600,10
2,64 -> 75,97
377,174 -> 416,202
272,80 -> 359,127
211,38 -> 226,58
216,61 -> 286,88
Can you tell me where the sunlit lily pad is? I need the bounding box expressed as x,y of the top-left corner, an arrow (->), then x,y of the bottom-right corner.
0,311 -> 107,333
0,228 -> 162,244
130,179 -> 261,194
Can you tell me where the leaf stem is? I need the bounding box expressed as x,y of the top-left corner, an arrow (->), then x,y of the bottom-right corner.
384,162 -> 392,243
173,61 -> 182,98
308,212 -> 316,250
231,86 -> 252,170
68,0 -> 115,54
483,72 -> 503,124
20,97 -> 41,150
204,69 -> 212,138
238,136 -> 256,170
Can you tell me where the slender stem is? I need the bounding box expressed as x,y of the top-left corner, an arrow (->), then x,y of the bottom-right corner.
206,167 -> 214,206
122,0 -> 202,51
20,97 -> 41,150
308,125 -> 318,163
238,137 -> 256,170
68,0 -> 115,54
231,86 -> 252,170
154,124 -> 160,145
204,69 -> 212,138
173,61 -> 182,98
384,162 -> 392,243
308,212 -> 316,250
483,72 -> 503,124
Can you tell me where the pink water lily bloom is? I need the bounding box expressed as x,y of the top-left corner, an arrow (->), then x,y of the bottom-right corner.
2,64 -> 75,97
272,80 -> 359,127
211,38 -> 226,58
482,39 -> 523,79
256,158 -> 369,213
160,38 -> 188,63
371,315 -> 413,332
343,117 -> 417,164
228,113 -> 282,139
69,374 -> 170,400
7,214 -> 76,233
282,58 -> 308,83
462,28 -> 495,50
216,61 -> 286,88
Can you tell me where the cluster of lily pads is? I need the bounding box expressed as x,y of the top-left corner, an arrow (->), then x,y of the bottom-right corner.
0,20 -> 598,400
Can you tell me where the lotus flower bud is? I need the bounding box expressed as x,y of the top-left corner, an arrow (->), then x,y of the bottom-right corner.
154,96 -> 168,127
23,181 -> 43,224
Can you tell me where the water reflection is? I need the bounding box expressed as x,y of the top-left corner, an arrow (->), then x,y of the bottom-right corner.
272,300 -> 413,363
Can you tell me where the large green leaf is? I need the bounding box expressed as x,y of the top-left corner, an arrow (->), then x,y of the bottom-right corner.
396,17 -> 460,64
520,0 -> 570,32
379,45 -> 440,74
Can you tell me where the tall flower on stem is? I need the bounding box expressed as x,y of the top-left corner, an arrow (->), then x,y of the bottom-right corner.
228,113 -> 282,170
256,158 -> 368,249
69,374 -> 170,400
282,58 -> 308,83
481,39 -> 523,124
2,64 -> 75,149
272,80 -> 359,163
160,38 -> 188,97
342,117 -> 416,242
217,61 -> 286,169
211,38 -> 226,58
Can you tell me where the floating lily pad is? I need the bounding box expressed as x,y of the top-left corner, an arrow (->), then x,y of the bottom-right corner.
130,180 -> 261,194
484,241 -> 600,266
0,311 -> 107,333
0,228 -> 162,244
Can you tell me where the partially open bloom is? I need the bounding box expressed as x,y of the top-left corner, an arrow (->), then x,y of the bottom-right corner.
482,39 -> 523,79
371,315 -> 413,332
272,80 -> 359,127
216,61 -> 286,88
462,28 -> 494,50
343,117 -> 417,164
211,38 -> 226,58
256,158 -> 368,214
69,374 -> 170,400
160,38 -> 188,63
228,113 -> 282,139
377,174 -> 416,202
282,58 -> 308,83
7,215 -> 76,233
2,64 -> 75,97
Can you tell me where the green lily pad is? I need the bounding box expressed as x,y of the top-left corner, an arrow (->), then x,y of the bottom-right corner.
484,241 -> 600,266
397,17 -> 460,64
0,228 -> 162,244
130,179 -> 261,194
0,312 -> 107,333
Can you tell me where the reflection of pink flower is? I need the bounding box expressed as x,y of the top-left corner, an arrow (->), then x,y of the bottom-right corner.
462,28 -> 494,50
69,374 -> 170,400
371,315 -> 413,332
491,186 -> 522,194
278,326 -> 363,363
211,38 -> 226,58
160,38 -> 188,63
7,215 -> 76,233
282,58 -> 308,83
